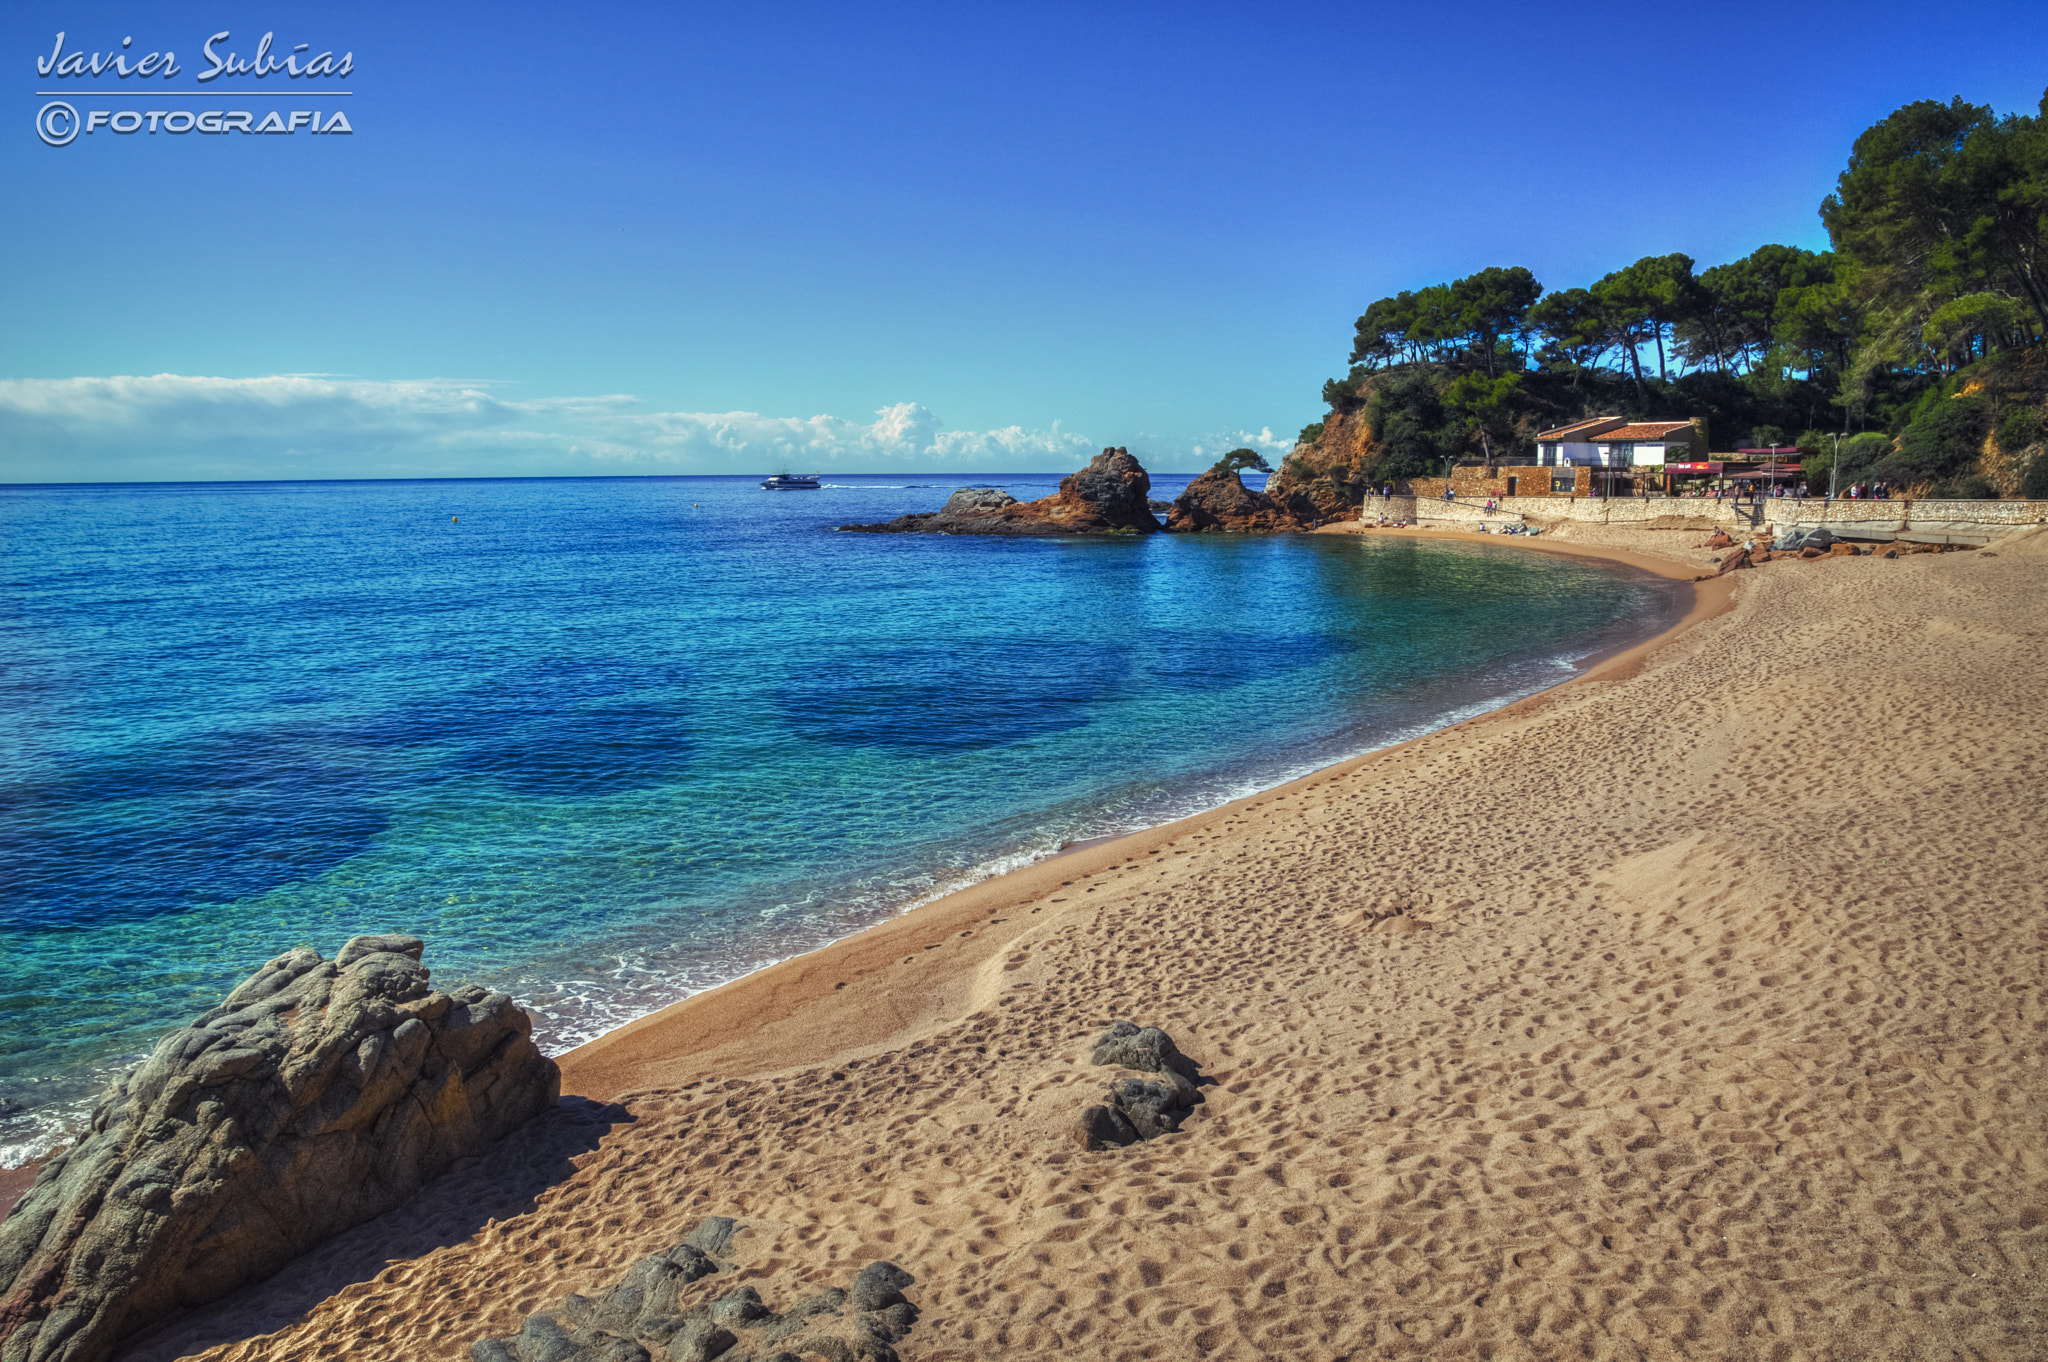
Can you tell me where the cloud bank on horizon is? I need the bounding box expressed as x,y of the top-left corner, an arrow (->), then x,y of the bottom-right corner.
0,375 -> 1295,482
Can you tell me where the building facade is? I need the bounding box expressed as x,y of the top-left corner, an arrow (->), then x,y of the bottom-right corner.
1534,417 -> 1705,470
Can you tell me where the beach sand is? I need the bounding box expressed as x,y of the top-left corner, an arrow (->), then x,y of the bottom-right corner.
117,524 -> 2048,1361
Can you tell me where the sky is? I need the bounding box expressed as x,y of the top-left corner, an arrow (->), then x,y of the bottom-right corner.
3,1 -> 2045,481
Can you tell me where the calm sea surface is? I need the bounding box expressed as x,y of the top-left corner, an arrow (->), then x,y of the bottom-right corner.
0,474 -> 1686,1163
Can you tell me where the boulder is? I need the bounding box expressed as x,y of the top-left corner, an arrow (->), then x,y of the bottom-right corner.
1774,526 -> 1833,552
840,449 -> 1161,536
1088,1021 -> 1201,1083
1164,466 -> 1309,533
1713,547 -> 1754,576
1078,1021 -> 1207,1150
474,1219 -> 919,1362
0,936 -> 558,1362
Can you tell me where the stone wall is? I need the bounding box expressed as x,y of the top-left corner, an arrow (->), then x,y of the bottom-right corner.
1357,495 -> 1419,522
1354,493 -> 2045,540
1400,495 -> 2048,540
1408,465 -> 1585,501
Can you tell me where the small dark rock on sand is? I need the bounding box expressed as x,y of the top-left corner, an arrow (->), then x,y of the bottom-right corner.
1079,1020 -> 1208,1150
473,1218 -> 919,1362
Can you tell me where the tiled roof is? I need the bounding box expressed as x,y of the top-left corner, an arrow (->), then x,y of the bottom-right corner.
1535,416 -> 1626,441
1596,422 -> 1696,442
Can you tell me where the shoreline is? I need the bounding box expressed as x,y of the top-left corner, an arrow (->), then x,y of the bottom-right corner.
119,521 -> 2048,1362
558,528 -> 1718,1100
0,526 -> 1703,1185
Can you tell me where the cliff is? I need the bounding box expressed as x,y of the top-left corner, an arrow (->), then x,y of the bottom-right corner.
1265,408 -> 1377,523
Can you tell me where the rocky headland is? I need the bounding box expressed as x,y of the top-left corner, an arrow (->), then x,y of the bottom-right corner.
0,935 -> 558,1362
842,448 -> 1328,537
840,448 -> 1160,536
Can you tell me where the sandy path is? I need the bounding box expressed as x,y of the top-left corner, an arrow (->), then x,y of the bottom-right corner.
122,527 -> 2048,1362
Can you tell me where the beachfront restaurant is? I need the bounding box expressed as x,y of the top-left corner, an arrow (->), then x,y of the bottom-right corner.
1663,450 -> 1806,496
1534,416 -> 1704,496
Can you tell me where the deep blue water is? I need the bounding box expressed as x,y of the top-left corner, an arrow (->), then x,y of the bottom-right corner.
0,473 -> 1685,1162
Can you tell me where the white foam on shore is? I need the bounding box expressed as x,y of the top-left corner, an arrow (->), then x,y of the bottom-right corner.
1,569 -> 1682,1170
501,636 -> 1624,1065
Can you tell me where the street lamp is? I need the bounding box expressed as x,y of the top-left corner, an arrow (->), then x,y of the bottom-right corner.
1828,432 -> 1841,503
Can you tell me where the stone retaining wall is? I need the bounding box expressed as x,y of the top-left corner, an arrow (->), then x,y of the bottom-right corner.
1415,495 -> 2047,530
1352,494 -> 2046,540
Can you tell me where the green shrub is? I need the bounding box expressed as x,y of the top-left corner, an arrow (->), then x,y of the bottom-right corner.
1363,369 -> 1455,482
1322,369 -> 1368,414
1829,431 -> 1894,482
2021,452 -> 2048,499
1890,395 -> 1992,484
1296,421 -> 1326,447
1996,405 -> 2044,453
1931,474 -> 1998,500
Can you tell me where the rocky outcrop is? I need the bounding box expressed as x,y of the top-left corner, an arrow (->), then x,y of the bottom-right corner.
0,936 -> 558,1362
1165,466 -> 1309,533
1078,1021 -> 1207,1150
840,449 -> 1160,536
837,486 -> 1019,535
1266,409 -> 1374,523
474,1216 -> 919,1362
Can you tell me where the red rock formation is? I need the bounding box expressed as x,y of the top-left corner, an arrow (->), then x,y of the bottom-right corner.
1165,466 -> 1309,533
842,449 -> 1161,536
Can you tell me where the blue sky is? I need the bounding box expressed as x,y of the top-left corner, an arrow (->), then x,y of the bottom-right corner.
4,0 -> 2045,480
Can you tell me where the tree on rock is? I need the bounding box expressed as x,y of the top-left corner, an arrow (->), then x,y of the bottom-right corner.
1212,448 -> 1273,476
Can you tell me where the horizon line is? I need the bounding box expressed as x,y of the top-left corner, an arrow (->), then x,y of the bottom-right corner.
34,90 -> 353,96
1,470 -> 1223,489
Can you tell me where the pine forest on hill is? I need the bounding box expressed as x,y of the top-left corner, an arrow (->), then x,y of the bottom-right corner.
1287,89 -> 2048,506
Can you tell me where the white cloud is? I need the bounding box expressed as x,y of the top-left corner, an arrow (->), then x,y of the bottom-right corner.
1187,425 -> 1297,462
0,375 -> 1108,482
602,402 -> 1094,470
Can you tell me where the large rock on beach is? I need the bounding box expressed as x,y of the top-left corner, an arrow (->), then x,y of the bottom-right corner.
1165,465 -> 1309,533
840,448 -> 1161,536
1078,1020 -> 1208,1150
0,935 -> 558,1362
473,1217 -> 920,1362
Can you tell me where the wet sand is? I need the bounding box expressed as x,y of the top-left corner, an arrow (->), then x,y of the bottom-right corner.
121,524 -> 2048,1362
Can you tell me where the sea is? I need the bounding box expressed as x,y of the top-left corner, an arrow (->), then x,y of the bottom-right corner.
0,473 -> 1688,1165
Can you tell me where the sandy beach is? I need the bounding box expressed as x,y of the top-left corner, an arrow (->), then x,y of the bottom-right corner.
112,522 -> 2048,1362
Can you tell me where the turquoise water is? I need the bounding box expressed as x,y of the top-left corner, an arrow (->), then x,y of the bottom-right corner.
0,474 -> 1684,1162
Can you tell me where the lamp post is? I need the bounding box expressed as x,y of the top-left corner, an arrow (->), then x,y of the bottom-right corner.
1828,432 -> 1841,503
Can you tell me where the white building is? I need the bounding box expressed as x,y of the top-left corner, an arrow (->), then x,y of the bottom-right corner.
1535,417 -> 1703,469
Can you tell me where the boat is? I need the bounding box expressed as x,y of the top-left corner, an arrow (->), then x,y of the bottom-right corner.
760,473 -> 822,490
